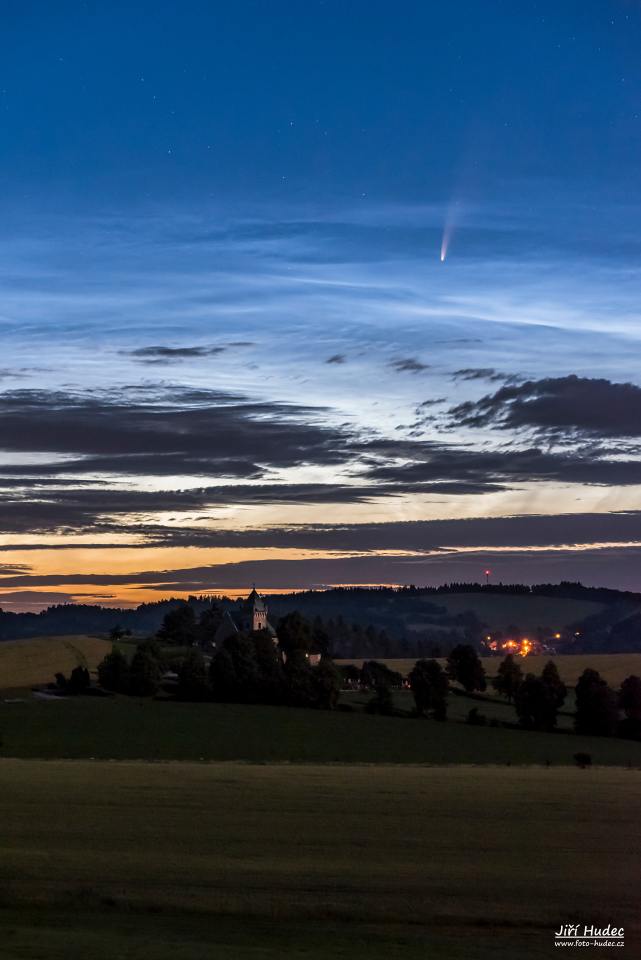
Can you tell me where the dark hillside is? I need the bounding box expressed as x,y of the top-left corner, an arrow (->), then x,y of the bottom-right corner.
1,582 -> 639,654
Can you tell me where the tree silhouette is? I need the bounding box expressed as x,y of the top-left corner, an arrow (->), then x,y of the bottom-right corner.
541,660 -> 567,709
514,674 -> 557,730
618,674 -> 641,739
177,648 -> 210,701
97,649 -> 130,692
409,659 -> 449,719
129,647 -> 162,697
157,604 -> 198,646
447,644 -> 486,693
492,654 -> 523,703
574,669 -> 618,736
276,611 -> 313,656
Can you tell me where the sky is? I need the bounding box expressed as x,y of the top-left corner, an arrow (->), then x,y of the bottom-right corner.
2,1 -> 641,610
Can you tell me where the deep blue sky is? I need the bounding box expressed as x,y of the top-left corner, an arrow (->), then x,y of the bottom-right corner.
3,1 -> 641,206
2,2 -> 641,608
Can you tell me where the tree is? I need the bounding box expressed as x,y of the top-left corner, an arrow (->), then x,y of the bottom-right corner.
136,637 -> 165,667
312,657 -> 341,709
312,616 -> 331,656
574,669 -> 618,737
209,646 -> 237,702
409,659 -> 449,719
284,649 -> 316,707
210,635 -> 259,702
177,648 -> 210,701
618,674 -> 641,740
97,649 -> 130,692
129,647 -> 162,697
619,674 -> 641,718
541,660 -> 567,710
228,635 -> 260,699
361,660 -> 402,689
366,683 -> 395,716
277,611 -> 313,656
492,654 -> 523,703
514,674 -> 557,730
253,632 -> 285,703
340,663 -> 361,688
197,603 -> 224,646
67,665 -> 91,694
447,644 -> 486,693
157,604 -> 198,646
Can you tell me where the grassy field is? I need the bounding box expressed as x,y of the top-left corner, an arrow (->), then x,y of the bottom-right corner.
1,695 -> 641,766
0,760 -> 638,959
339,653 -> 641,686
346,685 -> 579,729
1,636 -> 640,959
0,635 -> 111,692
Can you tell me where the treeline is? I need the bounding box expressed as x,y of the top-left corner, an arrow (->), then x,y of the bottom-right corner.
3,581 -> 641,655
118,600 -> 466,661
495,655 -> 641,739
0,597 -> 216,641
96,612 -> 341,711
268,581 -> 641,602
346,646 -> 641,741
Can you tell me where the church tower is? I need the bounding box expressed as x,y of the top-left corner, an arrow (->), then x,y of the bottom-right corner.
245,588 -> 268,632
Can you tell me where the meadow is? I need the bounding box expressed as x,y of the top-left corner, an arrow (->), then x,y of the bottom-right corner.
0,760 -> 638,959
1,640 -> 640,958
0,635 -> 110,692
2,694 -> 641,766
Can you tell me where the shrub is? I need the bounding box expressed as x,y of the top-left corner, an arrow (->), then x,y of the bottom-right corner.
177,649 -> 210,701
466,707 -> 487,726
574,752 -> 592,768
97,649 -> 130,693
366,684 -> 395,716
129,648 -> 162,697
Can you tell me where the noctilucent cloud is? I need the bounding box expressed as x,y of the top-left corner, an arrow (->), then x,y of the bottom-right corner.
2,1 -> 641,608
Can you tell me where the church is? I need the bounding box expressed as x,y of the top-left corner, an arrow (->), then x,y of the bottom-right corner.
213,589 -> 321,665
214,588 -> 278,646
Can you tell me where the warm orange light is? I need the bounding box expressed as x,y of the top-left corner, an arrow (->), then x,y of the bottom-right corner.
500,637 -> 532,657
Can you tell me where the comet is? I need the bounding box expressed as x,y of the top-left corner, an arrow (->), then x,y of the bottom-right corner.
441,220 -> 454,263
439,200 -> 462,262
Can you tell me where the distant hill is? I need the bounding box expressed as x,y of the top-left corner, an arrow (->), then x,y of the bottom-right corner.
0,583 -> 640,655
265,584 -> 641,657
266,588 -> 606,635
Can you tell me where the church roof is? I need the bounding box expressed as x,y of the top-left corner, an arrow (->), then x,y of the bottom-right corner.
243,588 -> 267,612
